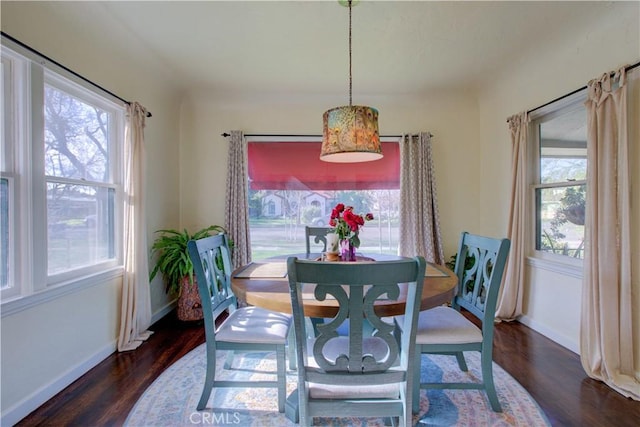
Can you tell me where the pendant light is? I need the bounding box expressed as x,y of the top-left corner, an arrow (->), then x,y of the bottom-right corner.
320,0 -> 382,163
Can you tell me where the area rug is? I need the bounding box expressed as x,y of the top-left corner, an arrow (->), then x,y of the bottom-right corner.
125,344 -> 550,426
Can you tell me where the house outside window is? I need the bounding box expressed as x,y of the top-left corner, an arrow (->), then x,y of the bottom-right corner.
1,40 -> 124,306
247,137 -> 401,261
530,93 -> 587,266
266,200 -> 276,216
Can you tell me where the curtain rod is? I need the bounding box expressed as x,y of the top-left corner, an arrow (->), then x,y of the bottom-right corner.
510,60 -> 640,121
221,133 -> 433,138
1,31 -> 152,118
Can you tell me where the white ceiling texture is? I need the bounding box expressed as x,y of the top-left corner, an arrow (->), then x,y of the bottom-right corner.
40,0 -> 615,101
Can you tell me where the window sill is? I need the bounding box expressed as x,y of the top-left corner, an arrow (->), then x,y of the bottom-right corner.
526,256 -> 583,279
1,266 -> 123,318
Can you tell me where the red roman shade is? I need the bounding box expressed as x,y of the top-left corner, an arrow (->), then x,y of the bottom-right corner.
247,141 -> 399,191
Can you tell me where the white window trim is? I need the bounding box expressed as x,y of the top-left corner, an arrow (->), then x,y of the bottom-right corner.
0,47 -> 32,301
1,37 -> 126,309
42,71 -> 124,286
525,256 -> 583,279
0,176 -> 17,299
1,266 -> 123,317
527,90 -> 587,273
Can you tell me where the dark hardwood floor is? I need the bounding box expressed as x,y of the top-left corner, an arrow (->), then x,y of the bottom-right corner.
17,311 -> 640,426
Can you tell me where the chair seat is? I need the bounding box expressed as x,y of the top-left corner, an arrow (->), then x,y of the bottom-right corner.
411,233 -> 510,414
306,336 -> 401,399
216,306 -> 291,344
414,306 -> 483,344
287,257 -> 426,426
310,382 -> 401,399
188,234 -> 290,413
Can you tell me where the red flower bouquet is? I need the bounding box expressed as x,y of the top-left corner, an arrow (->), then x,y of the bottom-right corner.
329,203 -> 374,249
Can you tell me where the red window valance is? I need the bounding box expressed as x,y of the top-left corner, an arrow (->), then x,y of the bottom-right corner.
247,141 -> 400,191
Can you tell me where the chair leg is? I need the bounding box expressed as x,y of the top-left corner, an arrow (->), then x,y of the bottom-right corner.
455,351 -> 468,371
402,385 -> 412,427
412,347 -> 421,414
287,327 -> 297,371
481,351 -> 502,412
276,345 -> 286,413
388,416 -> 400,427
197,346 -> 216,410
299,407 -> 309,427
224,350 -> 235,369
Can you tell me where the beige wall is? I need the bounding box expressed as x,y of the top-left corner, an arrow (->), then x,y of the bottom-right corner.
477,1 -> 639,362
1,277 -> 120,413
179,90 -> 480,259
1,2 -> 182,423
1,0 -> 638,424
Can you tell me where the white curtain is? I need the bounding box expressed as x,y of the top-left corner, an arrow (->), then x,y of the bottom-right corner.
225,130 -> 251,268
118,102 -> 153,352
581,68 -> 639,400
398,132 -> 444,264
496,112 -> 528,321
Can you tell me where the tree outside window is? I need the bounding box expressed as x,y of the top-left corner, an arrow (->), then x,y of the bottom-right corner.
534,103 -> 587,259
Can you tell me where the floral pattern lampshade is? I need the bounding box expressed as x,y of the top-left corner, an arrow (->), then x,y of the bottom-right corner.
321,105 -> 382,162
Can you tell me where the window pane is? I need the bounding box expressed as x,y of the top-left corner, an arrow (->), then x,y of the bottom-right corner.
47,183 -> 115,274
540,157 -> 586,184
44,85 -> 111,182
1,60 -> 8,288
1,59 -> 7,171
539,107 -> 587,183
1,178 -> 9,288
248,139 -> 401,260
249,190 -> 400,260
249,189 -> 400,260
536,185 -> 585,259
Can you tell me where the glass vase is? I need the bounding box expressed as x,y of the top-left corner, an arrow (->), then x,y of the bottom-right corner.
340,239 -> 356,262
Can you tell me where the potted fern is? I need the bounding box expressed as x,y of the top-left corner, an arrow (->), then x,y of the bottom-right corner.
150,225 -> 227,321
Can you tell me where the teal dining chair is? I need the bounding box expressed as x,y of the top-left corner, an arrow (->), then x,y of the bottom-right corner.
304,226 -> 333,255
412,231 -> 510,413
286,256 -> 426,427
187,234 -> 291,412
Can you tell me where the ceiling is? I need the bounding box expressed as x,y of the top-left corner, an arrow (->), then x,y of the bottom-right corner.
18,1 -> 615,100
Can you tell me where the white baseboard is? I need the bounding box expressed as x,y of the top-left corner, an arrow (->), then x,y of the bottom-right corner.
151,300 -> 176,325
2,303 -> 176,426
518,315 -> 579,355
1,340 -> 117,427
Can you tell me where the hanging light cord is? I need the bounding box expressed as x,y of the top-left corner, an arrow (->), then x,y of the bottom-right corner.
348,0 -> 353,107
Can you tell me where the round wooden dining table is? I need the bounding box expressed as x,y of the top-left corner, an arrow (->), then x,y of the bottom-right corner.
231,253 -> 458,318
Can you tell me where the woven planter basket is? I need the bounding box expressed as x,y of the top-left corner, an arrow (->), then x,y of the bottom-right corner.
177,276 -> 203,321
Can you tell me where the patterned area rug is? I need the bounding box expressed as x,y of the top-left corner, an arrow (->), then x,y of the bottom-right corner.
125,344 -> 550,426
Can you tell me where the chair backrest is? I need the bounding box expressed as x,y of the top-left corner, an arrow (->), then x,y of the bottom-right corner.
452,232 -> 510,326
287,256 -> 426,384
304,226 -> 333,255
187,234 -> 235,339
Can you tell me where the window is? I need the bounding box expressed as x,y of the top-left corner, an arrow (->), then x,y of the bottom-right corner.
1,40 -> 125,305
44,76 -> 120,277
247,137 -> 401,260
1,52 -> 19,297
531,95 -> 587,262
0,177 -> 9,289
